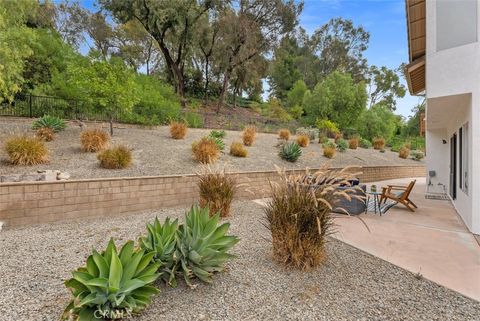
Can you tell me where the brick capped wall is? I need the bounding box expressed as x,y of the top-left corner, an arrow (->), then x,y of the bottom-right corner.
0,165 -> 425,228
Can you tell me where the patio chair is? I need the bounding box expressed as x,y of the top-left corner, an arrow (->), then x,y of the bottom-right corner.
379,180 -> 418,212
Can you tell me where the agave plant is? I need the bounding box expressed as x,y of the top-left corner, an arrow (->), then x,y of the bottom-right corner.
62,239 -> 161,321
209,130 -> 226,139
174,205 -> 239,286
139,217 -> 179,286
207,135 -> 225,151
279,142 -> 302,162
32,115 -> 66,132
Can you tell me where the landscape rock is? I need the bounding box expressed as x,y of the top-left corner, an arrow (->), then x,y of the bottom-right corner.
0,170 -> 70,184
57,172 -> 71,180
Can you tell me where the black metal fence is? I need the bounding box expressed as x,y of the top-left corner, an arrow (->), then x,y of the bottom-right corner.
0,94 -> 114,121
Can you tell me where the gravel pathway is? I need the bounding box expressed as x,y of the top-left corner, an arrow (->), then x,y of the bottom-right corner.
0,201 -> 478,321
0,118 -> 423,179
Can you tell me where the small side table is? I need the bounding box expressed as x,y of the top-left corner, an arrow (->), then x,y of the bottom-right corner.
366,191 -> 383,215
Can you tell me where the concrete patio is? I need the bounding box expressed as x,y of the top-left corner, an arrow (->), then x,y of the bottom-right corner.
333,177 -> 480,301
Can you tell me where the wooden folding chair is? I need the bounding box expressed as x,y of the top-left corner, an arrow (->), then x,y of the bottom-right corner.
379,180 -> 417,212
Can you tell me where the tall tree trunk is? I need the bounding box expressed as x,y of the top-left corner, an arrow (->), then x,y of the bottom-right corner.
203,58 -> 210,105
233,86 -> 237,109
216,70 -> 231,113
157,39 -> 186,106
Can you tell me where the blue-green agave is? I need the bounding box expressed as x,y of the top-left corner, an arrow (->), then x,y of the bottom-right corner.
139,217 -> 179,287
174,205 -> 239,286
32,115 -> 66,132
62,239 -> 161,321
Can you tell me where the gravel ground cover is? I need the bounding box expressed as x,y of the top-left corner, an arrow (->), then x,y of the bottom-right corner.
0,117 -> 422,179
0,201 -> 478,321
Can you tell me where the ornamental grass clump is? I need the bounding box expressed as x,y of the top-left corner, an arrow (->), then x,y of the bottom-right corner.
242,125 -> 256,146
229,142 -> 247,157
278,129 -> 291,140
80,129 -> 110,152
197,167 -> 237,218
348,137 -> 359,149
398,146 -> 410,159
62,239 -> 161,321
97,145 -> 132,169
373,137 -> 385,150
192,137 -> 220,164
323,146 -> 336,159
170,121 -> 187,139
4,136 -> 48,165
279,142 -> 302,162
264,166 -> 362,270
32,115 -> 66,132
36,127 -> 55,142
296,134 -> 310,147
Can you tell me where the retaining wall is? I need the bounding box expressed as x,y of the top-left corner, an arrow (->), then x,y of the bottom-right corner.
0,165 -> 425,228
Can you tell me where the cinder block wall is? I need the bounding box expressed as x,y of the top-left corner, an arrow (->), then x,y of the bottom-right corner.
0,165 -> 425,228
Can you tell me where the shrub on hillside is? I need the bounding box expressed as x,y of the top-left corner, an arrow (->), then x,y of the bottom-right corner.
316,119 -> 339,138
336,139 -> 348,152
373,137 -> 385,150
278,129 -> 291,140
80,129 -> 110,152
242,126 -> 256,146
209,129 -> 226,139
348,137 -> 359,149
398,146 -> 410,159
296,127 -> 318,141
184,111 -> 204,128
170,121 -> 187,139
4,136 -> 49,165
359,138 -> 372,149
230,142 -> 247,157
97,145 -> 132,169
411,150 -> 424,161
279,142 -> 302,162
197,168 -> 237,218
192,137 -> 220,164
323,146 -> 336,159
36,127 -> 55,142
318,135 -> 329,144
264,167 -> 361,269
296,134 -> 310,147
32,115 -> 66,132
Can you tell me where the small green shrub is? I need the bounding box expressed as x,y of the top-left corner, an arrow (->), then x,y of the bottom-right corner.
175,205 -> 239,285
316,119 -> 339,138
359,138 -> 372,149
296,127 -> 318,141
336,139 -> 348,152
411,150 -> 424,161
322,141 -> 336,149
62,239 -> 161,320
279,142 -> 302,162
32,115 -> 66,132
208,135 -> 225,151
318,136 -> 329,144
209,130 -> 226,139
184,111 -> 204,128
97,145 -> 132,169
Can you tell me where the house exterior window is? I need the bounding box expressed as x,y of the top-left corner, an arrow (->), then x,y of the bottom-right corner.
460,122 -> 469,194
436,0 -> 477,51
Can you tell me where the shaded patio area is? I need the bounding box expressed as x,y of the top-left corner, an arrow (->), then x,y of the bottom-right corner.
333,177 -> 480,301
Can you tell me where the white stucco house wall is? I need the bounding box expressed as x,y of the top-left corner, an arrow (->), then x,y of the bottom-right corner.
405,0 -> 480,235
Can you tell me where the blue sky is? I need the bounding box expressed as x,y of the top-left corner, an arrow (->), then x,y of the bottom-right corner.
299,0 -> 423,117
76,0 -> 421,118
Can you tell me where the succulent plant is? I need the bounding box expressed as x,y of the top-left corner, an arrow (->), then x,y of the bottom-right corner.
140,217 -> 179,286
174,205 -> 239,286
209,130 -> 226,139
62,239 -> 161,321
207,135 -> 225,151
279,142 -> 302,162
336,139 -> 348,152
32,115 -> 66,132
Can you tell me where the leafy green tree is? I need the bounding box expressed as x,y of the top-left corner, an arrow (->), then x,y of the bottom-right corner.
402,99 -> 425,137
66,57 -> 138,135
357,103 -> 398,141
0,0 -> 37,102
368,65 -> 406,110
302,71 -> 367,129
286,79 -> 308,108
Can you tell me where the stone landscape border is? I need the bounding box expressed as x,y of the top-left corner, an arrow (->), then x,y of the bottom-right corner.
0,165 -> 425,228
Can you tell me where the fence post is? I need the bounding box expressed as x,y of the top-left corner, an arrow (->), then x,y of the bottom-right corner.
29,94 -> 32,118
